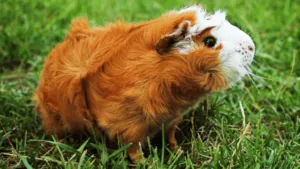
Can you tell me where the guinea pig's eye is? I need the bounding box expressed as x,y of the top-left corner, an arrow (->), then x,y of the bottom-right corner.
203,36 -> 217,48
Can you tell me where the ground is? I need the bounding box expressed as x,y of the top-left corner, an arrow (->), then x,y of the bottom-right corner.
0,0 -> 299,168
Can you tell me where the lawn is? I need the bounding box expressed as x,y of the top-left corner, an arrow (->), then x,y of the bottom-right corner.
0,0 -> 299,168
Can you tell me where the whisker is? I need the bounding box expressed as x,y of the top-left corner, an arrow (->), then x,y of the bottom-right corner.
245,66 -> 282,84
247,70 -> 277,82
247,74 -> 259,91
250,60 -> 262,68
248,72 -> 264,80
244,66 -> 259,91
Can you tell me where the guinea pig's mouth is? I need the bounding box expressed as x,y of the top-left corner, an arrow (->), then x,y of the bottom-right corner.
216,37 -> 255,87
219,52 -> 255,87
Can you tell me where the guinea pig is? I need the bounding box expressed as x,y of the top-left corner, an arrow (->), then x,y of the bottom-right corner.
34,5 -> 255,163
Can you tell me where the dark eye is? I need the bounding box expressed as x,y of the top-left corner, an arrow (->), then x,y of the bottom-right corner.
203,36 -> 217,48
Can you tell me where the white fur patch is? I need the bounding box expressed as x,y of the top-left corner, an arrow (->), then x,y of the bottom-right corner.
175,6 -> 255,86
178,6 -> 226,35
172,6 -> 227,54
210,21 -> 255,86
173,37 -> 196,54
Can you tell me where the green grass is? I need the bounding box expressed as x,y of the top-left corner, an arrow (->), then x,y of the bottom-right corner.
0,0 -> 299,168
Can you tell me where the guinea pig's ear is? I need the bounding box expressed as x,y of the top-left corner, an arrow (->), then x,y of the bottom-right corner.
65,76 -> 93,121
156,20 -> 191,55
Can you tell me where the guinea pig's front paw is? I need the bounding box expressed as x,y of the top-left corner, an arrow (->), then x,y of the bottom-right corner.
175,146 -> 184,155
129,151 -> 146,164
128,143 -> 145,163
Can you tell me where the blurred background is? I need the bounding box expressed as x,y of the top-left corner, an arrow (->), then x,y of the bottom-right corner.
0,0 -> 299,168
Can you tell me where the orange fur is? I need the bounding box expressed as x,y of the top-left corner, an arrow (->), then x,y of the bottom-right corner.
34,10 -> 227,162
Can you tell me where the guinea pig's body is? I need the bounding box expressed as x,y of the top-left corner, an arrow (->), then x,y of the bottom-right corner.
34,6 -> 255,162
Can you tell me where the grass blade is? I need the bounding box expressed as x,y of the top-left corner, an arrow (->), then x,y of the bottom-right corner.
78,150 -> 87,169
29,139 -> 79,154
19,155 -> 33,169
108,143 -> 132,159
77,138 -> 90,153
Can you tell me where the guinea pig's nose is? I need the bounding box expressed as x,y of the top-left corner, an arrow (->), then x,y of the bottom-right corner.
248,46 -> 254,52
247,43 -> 255,53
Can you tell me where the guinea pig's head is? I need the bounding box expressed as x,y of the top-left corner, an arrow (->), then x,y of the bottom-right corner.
202,12 -> 255,87
156,6 -> 255,88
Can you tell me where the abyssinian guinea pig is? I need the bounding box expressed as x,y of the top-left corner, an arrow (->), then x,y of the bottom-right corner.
34,5 -> 255,162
